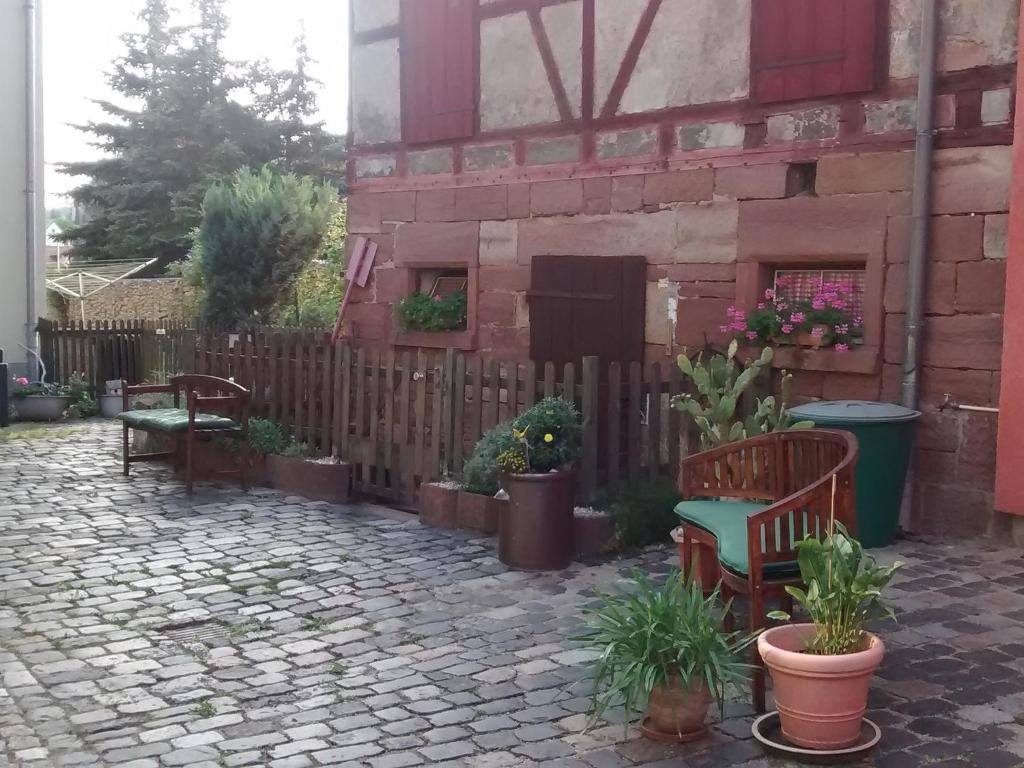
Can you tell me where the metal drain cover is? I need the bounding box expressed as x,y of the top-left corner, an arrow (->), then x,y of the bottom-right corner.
157,620 -> 230,643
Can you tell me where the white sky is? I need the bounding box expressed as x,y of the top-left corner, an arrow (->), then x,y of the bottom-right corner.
43,0 -> 350,208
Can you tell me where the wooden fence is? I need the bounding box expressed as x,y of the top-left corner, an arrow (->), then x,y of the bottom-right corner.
194,330 -> 698,506
38,320 -> 193,388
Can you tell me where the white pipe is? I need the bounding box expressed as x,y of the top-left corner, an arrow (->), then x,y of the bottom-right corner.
24,0 -> 41,367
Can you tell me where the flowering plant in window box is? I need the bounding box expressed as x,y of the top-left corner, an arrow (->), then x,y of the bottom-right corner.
397,291 -> 468,332
726,279 -> 863,352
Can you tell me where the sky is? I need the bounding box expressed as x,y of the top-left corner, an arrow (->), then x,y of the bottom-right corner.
43,0 -> 350,209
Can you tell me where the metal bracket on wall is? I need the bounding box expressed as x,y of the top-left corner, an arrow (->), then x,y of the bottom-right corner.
940,394 -> 999,414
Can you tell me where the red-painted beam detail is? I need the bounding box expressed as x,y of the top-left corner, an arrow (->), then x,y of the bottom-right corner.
528,6 -> 574,124
600,0 -> 662,120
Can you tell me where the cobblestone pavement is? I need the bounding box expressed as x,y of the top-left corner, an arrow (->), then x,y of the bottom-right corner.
2,424 -> 1024,767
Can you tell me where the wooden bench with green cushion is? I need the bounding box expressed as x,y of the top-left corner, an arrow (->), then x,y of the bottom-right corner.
674,429 -> 859,713
118,375 -> 251,495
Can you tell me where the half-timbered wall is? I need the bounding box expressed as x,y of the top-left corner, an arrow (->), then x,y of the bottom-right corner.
346,0 -> 1019,538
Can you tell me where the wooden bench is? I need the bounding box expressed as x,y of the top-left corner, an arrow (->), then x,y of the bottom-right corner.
674,429 -> 859,712
118,374 -> 251,495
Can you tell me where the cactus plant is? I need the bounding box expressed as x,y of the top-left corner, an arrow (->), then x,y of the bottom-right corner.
671,340 -> 813,449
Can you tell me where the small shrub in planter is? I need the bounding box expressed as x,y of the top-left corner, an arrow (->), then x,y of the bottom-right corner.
397,292 -> 468,332
495,397 -> 581,570
577,571 -> 756,743
457,423 -> 512,534
760,523 -> 902,751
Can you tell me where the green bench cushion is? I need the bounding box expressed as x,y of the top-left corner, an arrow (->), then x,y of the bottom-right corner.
118,408 -> 239,433
675,499 -> 799,577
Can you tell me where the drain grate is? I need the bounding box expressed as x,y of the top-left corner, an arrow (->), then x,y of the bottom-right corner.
157,620 -> 230,644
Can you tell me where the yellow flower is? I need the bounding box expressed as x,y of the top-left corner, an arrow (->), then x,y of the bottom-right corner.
543,433 -> 554,443
513,425 -> 530,440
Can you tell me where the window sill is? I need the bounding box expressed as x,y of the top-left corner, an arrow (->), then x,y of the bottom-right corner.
393,329 -> 477,351
740,345 -> 881,375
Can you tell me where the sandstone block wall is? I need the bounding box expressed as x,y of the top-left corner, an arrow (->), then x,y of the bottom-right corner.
51,279 -> 197,323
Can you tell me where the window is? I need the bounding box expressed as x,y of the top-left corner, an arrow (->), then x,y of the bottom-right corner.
400,0 -> 476,144
751,0 -> 881,103
773,268 -> 866,319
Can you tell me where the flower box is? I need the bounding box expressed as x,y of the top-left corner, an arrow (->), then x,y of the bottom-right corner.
266,454 -> 351,504
419,482 -> 460,528
456,490 -> 503,533
14,395 -> 74,421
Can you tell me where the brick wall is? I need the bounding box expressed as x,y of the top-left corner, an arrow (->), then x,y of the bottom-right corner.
50,279 -> 197,323
345,143 -> 1010,536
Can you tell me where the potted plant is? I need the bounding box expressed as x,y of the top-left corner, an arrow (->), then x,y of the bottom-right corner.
495,397 -> 581,570
397,292 -> 468,333
760,523 -> 901,751
418,478 -> 461,529
98,380 -> 126,418
11,376 -> 76,421
577,571 -> 756,743
264,436 -> 352,505
456,423 -> 511,534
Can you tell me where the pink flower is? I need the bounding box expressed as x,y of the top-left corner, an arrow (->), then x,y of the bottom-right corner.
811,299 -> 826,311
811,326 -> 825,338
764,288 -> 775,300
719,325 -> 730,334
746,331 -> 758,340
790,312 -> 806,324
781,324 -> 794,334
757,303 -> 766,310
15,377 -> 28,386
836,324 -> 849,335
835,343 -> 849,352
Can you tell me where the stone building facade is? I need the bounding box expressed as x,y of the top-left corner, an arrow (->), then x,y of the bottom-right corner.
49,279 -> 197,324
345,0 -> 1019,535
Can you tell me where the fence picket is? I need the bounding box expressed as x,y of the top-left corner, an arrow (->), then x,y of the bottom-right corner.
452,353 -> 466,473
429,353 -> 443,483
581,356 -> 599,503
607,361 -> 622,495
628,361 -> 642,484
414,350 -> 427,484
368,349 -> 381,492
648,362 -> 662,480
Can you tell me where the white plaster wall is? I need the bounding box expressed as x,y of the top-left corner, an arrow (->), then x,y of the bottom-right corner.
480,12 -> 560,129
0,0 -> 44,371
890,0 -> 1019,79
351,39 -> 402,144
594,0 -> 648,115
619,0 -> 750,114
352,0 -> 399,33
542,1 -> 583,118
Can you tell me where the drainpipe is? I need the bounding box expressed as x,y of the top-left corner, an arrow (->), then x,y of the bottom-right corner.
901,0 -> 939,409
24,0 -> 40,375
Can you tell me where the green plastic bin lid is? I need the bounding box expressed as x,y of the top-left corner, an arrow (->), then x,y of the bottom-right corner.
789,400 -> 921,425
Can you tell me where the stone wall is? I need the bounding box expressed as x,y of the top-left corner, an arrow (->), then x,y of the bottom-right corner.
52,279 -> 197,323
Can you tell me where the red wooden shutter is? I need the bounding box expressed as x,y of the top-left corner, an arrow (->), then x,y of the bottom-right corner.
401,0 -> 476,144
752,0 -> 880,104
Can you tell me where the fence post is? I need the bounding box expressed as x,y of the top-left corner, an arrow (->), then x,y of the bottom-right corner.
0,348 -> 8,429
580,356 -> 599,504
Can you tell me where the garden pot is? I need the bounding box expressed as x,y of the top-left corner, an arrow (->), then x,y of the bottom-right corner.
267,454 -> 351,504
14,396 -> 73,421
796,325 -> 831,349
456,490 -> 503,534
499,470 -> 575,571
758,624 -> 885,751
99,394 -> 126,419
644,678 -> 711,742
419,483 -> 460,529
573,508 -> 615,558
671,527 -> 720,595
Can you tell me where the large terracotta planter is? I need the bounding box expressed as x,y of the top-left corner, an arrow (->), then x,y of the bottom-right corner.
758,624 -> 885,750
644,678 -> 711,742
456,490 -> 503,533
267,455 -> 351,504
14,396 -> 73,421
419,483 -> 460,528
499,470 -> 575,571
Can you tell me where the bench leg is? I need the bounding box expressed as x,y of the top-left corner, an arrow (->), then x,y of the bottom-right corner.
185,435 -> 194,496
240,440 -> 249,491
122,424 -> 130,476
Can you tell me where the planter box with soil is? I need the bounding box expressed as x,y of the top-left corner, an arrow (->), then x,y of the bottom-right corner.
267,454 -> 351,504
15,396 -> 73,421
573,507 -> 615,559
419,482 -> 461,528
456,490 -> 503,533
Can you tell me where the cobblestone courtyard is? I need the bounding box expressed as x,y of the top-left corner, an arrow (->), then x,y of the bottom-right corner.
1,424 -> 1024,767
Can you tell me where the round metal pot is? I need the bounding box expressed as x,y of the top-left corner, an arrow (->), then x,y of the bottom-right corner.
499,470 -> 576,571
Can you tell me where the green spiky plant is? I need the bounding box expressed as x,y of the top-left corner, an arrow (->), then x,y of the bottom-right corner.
671,340 -> 813,449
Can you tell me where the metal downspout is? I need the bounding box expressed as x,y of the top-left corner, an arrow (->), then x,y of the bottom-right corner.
24,0 -> 40,374
901,0 -> 939,409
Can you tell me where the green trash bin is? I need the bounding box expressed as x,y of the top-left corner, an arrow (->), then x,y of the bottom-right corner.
787,400 -> 920,549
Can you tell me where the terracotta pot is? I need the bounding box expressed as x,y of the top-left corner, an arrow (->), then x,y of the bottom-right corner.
499,471 -> 575,571
796,325 -> 831,349
456,490 -> 503,533
645,678 -> 711,740
670,526 -> 720,594
267,454 -> 351,504
14,396 -> 73,421
758,624 -> 885,751
419,483 -> 460,528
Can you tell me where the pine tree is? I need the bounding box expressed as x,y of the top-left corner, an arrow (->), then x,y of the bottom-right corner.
59,0 -> 344,266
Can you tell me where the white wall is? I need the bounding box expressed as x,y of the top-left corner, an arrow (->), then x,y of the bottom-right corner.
0,0 -> 44,375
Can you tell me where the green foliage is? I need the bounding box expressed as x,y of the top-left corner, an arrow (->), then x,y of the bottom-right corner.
768,523 -> 902,656
275,204 -> 347,328
198,166 -> 338,327
282,441 -> 318,459
671,341 -> 813,449
397,293 -> 468,333
247,419 -> 290,457
602,479 -> 682,550
496,397 -> 582,475
463,423 -> 513,495
58,0 -> 346,267
576,571 -> 756,731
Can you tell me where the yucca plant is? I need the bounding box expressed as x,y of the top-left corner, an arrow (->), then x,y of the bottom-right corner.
576,571 -> 756,733
768,523 -> 902,655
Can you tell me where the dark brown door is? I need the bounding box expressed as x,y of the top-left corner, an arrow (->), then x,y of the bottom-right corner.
528,255 -> 646,367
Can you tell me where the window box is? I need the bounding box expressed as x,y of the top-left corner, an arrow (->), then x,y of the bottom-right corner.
393,328 -> 478,351
742,344 -> 881,375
